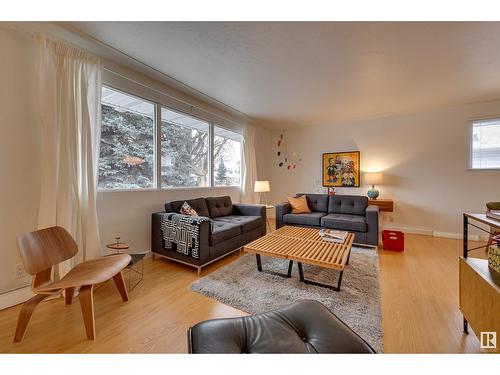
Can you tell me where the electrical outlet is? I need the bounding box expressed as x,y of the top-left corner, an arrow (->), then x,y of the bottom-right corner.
15,264 -> 27,279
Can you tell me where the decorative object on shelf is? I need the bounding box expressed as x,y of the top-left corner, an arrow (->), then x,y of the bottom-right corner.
322,151 -> 360,187
364,172 -> 383,200
254,181 -> 273,232
488,244 -> 500,275
328,187 -> 336,196
276,133 -> 302,170
486,202 -> 500,251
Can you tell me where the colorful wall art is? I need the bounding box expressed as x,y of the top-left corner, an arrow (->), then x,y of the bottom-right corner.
322,151 -> 360,187
276,133 -> 302,170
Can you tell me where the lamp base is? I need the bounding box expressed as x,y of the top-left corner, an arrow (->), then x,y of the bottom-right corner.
367,188 -> 379,200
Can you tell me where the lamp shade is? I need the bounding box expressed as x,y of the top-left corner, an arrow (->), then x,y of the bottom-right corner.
254,180 -> 270,193
364,172 -> 383,185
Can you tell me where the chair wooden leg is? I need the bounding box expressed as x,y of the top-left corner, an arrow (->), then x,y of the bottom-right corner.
79,285 -> 95,340
13,294 -> 49,343
113,271 -> 129,302
65,287 -> 75,305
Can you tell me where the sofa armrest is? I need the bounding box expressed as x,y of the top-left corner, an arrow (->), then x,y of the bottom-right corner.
365,205 -> 379,246
233,203 -> 266,217
151,212 -> 211,263
275,202 -> 292,229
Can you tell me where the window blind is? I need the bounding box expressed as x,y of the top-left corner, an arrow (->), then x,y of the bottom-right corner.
471,118 -> 500,169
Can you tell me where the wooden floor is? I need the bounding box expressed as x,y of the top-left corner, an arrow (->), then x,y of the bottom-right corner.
0,225 -> 487,353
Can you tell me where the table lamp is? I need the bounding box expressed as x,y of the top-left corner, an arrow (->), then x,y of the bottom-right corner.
254,180 -> 271,207
364,172 -> 383,200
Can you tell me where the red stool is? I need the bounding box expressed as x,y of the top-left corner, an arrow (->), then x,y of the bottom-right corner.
382,230 -> 404,252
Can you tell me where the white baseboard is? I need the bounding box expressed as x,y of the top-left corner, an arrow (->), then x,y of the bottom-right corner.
0,286 -> 34,310
380,224 -> 433,236
381,225 -> 485,241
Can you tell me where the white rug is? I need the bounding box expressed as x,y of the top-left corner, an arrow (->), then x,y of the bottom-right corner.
191,247 -> 383,353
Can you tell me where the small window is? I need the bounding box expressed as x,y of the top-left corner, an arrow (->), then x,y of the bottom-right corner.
161,108 -> 210,188
471,118 -> 500,169
98,87 -> 155,189
214,126 -> 242,187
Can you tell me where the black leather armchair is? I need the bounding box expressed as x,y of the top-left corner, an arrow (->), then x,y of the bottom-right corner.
188,300 -> 375,354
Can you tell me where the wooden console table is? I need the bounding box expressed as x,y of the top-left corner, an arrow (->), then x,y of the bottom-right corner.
368,199 -> 393,212
461,213 -> 500,351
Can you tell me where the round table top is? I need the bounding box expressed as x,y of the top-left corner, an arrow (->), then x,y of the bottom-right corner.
106,242 -> 130,250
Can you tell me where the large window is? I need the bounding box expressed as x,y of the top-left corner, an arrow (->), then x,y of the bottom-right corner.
161,108 -> 210,188
99,87 -> 155,189
98,85 -> 244,190
214,126 -> 242,186
471,118 -> 500,169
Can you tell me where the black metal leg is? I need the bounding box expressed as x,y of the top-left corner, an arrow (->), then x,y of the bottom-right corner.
255,254 -> 293,278
463,317 -> 469,334
256,254 -> 262,272
463,214 -> 468,259
346,250 -> 352,265
297,262 -> 344,291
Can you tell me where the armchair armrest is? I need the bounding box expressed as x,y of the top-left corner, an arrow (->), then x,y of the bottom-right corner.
275,202 -> 292,229
365,205 -> 379,246
233,203 -> 266,217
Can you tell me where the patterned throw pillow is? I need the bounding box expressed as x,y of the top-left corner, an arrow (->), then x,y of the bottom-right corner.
180,201 -> 199,216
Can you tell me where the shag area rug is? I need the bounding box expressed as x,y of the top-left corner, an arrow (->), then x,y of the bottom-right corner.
191,247 -> 383,353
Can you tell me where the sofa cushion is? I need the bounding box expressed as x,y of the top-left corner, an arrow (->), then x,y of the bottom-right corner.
166,198 -> 210,217
206,196 -> 233,218
296,193 -> 329,212
283,212 -> 326,226
321,213 -> 367,232
328,195 -> 368,216
213,215 -> 263,234
210,220 -> 242,246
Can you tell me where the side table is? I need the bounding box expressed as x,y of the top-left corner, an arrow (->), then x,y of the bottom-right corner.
105,238 -> 145,291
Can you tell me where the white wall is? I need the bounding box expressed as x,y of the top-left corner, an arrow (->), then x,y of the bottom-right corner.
257,100 -> 500,237
0,28 -> 40,293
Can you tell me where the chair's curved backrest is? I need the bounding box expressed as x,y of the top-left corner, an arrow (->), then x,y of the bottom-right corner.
17,226 -> 78,275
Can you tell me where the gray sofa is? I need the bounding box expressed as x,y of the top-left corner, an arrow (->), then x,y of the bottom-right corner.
152,196 -> 266,274
276,194 -> 379,246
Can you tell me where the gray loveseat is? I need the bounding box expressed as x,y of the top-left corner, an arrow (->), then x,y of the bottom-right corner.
152,196 -> 266,275
276,194 -> 379,246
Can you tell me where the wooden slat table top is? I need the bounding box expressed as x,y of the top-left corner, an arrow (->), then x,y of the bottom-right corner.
244,226 -> 354,271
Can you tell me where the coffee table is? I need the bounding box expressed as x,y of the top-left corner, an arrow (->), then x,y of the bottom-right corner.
243,226 -> 355,291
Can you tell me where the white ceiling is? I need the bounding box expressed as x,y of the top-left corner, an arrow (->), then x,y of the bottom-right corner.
71,22 -> 500,129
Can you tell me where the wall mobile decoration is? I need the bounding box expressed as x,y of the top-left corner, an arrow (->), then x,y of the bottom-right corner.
276,133 -> 302,170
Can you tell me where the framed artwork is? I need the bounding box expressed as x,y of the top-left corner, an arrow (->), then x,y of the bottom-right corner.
322,151 -> 360,187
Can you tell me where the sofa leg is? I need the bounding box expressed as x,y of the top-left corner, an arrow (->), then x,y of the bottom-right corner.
197,267 -> 201,277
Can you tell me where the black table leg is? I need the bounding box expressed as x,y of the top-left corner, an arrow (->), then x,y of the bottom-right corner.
297,262 -> 344,291
255,254 -> 293,278
256,254 -> 262,271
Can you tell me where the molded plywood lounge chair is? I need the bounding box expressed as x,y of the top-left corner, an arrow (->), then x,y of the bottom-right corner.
14,226 -> 131,342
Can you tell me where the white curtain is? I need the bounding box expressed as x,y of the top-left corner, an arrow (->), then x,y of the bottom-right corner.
241,125 -> 259,204
36,34 -> 102,278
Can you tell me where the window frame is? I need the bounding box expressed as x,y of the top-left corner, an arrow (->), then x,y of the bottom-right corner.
98,83 -> 244,192
98,84 -> 158,191
213,124 -> 244,188
469,117 -> 500,171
